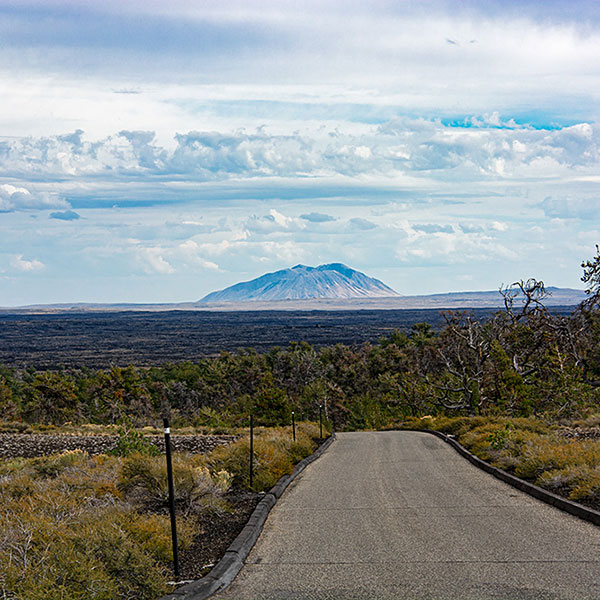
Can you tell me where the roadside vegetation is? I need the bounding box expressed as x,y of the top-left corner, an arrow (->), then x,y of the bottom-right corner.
0,423 -> 324,600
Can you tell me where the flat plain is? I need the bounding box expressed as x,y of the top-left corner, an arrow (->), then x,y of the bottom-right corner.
0,307 -> 576,368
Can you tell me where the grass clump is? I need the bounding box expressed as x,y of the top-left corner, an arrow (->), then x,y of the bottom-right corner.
203,422 -> 322,492
570,413 -> 600,428
0,421 -> 32,434
31,448 -> 90,478
537,464 -> 600,504
118,453 -> 230,512
514,438 -> 600,479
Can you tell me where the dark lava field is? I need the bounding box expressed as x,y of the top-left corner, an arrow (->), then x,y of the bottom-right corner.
0,307 -> 572,369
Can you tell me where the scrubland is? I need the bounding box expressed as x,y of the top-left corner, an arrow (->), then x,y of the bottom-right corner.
0,423 -> 324,600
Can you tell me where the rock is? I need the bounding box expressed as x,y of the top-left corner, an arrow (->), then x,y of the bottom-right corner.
0,433 -> 237,458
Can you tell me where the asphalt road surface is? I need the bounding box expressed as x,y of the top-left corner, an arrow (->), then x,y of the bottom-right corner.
213,431 -> 600,600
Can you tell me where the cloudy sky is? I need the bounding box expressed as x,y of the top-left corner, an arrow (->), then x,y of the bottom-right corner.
1,0 -> 599,305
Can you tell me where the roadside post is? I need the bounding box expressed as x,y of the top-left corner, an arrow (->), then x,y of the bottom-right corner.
292,411 -> 296,441
319,404 -> 323,439
249,414 -> 254,490
163,417 -> 180,578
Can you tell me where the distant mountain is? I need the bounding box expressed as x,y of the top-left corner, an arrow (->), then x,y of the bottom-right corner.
199,263 -> 400,302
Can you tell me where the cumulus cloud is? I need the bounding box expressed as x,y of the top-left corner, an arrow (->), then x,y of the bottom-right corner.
178,240 -> 220,270
377,119 -> 600,178
136,247 -> 175,274
0,130 -> 167,179
127,240 -> 222,276
245,209 -> 303,234
50,209 -> 81,221
0,184 -> 69,212
490,221 -> 508,232
10,255 -> 44,272
459,223 -> 485,233
188,235 -> 306,268
0,119 -> 597,188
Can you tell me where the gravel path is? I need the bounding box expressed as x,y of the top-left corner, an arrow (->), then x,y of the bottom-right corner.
0,433 -> 236,458
213,431 -> 600,600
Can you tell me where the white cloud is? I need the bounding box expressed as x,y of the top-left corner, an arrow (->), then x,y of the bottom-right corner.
10,255 -> 44,272
1,120 -> 597,191
459,223 -> 485,233
136,247 -> 175,274
178,240 -> 220,270
184,234 -> 307,270
0,184 -> 69,212
490,221 -> 508,232
244,209 -> 305,234
413,223 -> 454,234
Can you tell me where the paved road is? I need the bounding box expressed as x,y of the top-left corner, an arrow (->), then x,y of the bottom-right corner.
213,431 -> 600,600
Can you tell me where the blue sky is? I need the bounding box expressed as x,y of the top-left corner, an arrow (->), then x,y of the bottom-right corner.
1,0 -> 599,305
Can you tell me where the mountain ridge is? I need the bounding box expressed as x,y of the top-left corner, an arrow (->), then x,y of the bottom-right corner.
1,287 -> 587,313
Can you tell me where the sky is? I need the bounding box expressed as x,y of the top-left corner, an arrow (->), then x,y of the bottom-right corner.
1,0 -> 600,305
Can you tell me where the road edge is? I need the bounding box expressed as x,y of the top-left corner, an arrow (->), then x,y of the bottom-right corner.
159,434 -> 336,600
405,428 -> 600,527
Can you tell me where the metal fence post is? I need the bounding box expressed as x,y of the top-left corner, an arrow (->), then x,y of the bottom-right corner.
292,410 -> 296,441
319,404 -> 323,439
163,417 -> 179,578
249,414 -> 254,490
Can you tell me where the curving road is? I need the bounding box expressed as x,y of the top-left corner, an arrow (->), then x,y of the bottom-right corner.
213,431 -> 600,600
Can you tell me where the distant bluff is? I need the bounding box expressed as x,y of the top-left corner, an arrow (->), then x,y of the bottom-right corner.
199,263 -> 400,302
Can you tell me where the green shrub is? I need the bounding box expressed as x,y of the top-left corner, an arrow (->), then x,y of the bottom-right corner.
568,470 -> 600,507
537,464 -> 591,495
110,419 -> 160,457
487,422 -> 515,450
434,416 -> 493,436
192,406 -> 232,429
